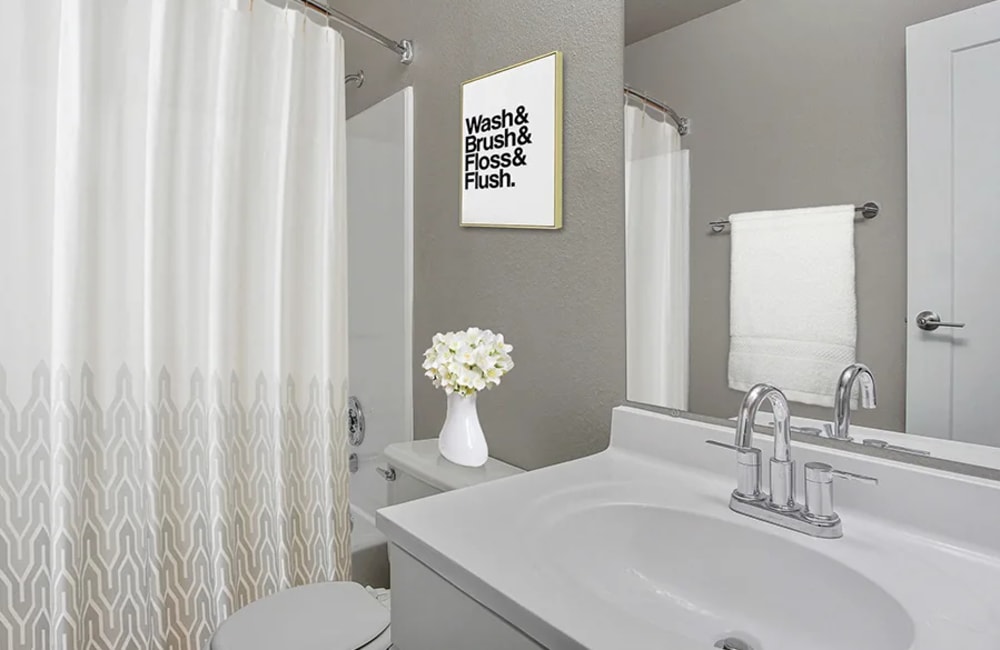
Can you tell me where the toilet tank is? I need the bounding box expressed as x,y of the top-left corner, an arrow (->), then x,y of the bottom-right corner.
384,439 -> 523,506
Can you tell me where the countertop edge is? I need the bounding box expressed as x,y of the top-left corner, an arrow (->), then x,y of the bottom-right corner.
376,483 -> 590,650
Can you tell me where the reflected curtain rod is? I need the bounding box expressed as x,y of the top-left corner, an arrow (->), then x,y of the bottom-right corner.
300,0 -> 414,64
624,85 -> 689,136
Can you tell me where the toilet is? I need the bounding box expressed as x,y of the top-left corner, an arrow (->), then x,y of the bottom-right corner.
210,439 -> 522,650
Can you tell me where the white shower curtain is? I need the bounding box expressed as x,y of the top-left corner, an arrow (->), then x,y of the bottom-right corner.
0,1 -> 351,649
624,102 -> 691,410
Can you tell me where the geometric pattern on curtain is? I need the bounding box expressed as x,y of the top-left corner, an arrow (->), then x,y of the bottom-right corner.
0,363 -> 352,650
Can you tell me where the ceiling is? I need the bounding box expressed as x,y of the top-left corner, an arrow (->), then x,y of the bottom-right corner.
625,0 -> 742,44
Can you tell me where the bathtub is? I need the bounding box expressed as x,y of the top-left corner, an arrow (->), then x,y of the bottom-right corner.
350,453 -> 390,588
351,504 -> 388,587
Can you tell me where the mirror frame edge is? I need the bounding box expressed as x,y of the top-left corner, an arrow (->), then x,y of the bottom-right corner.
623,400 -> 1000,483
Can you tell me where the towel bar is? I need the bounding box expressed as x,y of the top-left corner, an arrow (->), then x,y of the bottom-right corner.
709,202 -> 880,234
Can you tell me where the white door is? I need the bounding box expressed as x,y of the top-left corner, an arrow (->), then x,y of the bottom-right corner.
347,87 -> 414,517
906,1 -> 1000,444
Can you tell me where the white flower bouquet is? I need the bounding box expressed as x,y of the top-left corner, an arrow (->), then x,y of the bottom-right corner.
422,327 -> 514,396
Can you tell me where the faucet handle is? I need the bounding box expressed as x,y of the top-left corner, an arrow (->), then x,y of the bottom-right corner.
705,440 -> 762,500
803,461 -> 878,523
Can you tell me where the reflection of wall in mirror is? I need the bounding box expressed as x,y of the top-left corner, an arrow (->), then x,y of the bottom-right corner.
624,0 -> 993,431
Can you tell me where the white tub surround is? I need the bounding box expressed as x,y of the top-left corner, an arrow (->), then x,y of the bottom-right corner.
347,84 -> 414,540
377,406 -> 1000,650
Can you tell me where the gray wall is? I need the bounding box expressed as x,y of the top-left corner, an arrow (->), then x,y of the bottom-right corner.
332,1 -> 625,469
625,0 -> 991,430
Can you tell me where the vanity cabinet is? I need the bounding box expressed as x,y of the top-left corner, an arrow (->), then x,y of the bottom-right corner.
389,544 -> 544,650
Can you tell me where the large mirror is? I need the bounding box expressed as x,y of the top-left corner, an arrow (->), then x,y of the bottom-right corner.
623,0 -> 1000,464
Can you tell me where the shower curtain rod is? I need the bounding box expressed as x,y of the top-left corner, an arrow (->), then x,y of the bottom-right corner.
300,0 -> 414,64
624,86 -> 688,136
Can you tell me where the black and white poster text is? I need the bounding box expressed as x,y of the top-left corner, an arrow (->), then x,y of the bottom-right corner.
460,52 -> 562,229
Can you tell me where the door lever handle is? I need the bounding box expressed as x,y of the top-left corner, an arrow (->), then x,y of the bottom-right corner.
916,310 -> 965,332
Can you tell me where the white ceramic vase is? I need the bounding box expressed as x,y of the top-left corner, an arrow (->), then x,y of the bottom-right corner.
437,392 -> 488,467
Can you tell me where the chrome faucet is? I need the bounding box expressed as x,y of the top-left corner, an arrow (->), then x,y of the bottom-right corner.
735,383 -> 795,510
707,382 -> 878,539
832,363 -> 877,440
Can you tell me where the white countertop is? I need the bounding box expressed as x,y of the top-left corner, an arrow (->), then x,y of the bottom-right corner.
377,407 -> 1000,649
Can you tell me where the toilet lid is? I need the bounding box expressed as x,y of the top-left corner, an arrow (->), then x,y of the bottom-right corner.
211,582 -> 391,650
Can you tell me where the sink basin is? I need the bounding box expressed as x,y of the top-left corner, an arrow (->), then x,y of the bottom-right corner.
544,503 -> 914,650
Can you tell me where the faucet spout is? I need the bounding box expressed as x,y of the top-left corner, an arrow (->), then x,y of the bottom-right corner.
736,383 -> 794,510
735,383 -> 791,460
833,363 -> 877,440
707,382 -> 880,539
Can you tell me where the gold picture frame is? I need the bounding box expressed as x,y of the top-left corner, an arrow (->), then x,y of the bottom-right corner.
459,51 -> 563,229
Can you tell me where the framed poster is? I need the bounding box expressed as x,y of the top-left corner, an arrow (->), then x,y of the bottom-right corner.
460,51 -> 563,229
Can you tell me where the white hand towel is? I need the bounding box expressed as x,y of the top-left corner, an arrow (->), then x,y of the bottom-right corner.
728,205 -> 857,407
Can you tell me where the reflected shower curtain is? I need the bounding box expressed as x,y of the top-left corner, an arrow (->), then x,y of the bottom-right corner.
624,103 -> 691,410
0,1 -> 351,649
